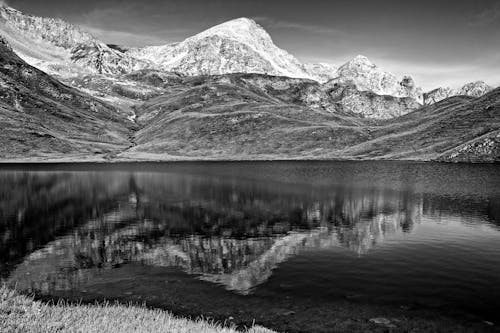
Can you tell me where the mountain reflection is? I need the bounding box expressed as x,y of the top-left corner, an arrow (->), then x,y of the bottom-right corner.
0,167 -> 497,295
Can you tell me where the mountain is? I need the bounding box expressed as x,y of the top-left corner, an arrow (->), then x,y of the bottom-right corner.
0,4 -> 428,116
0,36 -> 134,160
302,62 -> 338,83
329,55 -> 424,104
111,73 -> 498,162
0,4 -> 149,76
424,81 -> 493,105
127,18 -> 314,79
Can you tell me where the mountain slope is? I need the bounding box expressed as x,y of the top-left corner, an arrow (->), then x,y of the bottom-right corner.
344,89 -> 500,161
0,36 -> 134,160
121,73 -> 370,160
0,5 -> 149,76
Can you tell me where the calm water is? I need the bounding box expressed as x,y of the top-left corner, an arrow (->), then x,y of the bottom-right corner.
1,161 -> 499,329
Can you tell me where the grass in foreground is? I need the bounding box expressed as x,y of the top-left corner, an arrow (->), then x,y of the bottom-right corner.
0,287 -> 276,333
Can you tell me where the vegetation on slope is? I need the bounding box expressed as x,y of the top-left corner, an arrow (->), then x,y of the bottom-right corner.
119,74 -> 499,162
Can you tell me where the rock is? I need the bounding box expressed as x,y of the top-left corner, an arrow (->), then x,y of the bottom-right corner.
324,82 -> 421,119
458,81 -> 493,98
370,317 -> 396,328
424,87 -> 454,105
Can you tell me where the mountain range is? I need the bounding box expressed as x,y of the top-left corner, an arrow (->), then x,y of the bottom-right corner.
0,4 -> 498,162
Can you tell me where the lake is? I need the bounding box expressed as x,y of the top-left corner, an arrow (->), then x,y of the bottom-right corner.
0,161 -> 499,332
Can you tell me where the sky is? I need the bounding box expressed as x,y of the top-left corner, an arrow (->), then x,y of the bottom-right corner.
5,0 -> 500,89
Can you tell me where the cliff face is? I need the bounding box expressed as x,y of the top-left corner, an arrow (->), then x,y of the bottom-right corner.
325,82 -> 421,119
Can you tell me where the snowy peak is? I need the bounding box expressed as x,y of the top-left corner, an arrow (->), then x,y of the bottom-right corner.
195,18 -> 271,44
330,55 -> 424,104
127,17 -> 312,79
343,55 -> 377,69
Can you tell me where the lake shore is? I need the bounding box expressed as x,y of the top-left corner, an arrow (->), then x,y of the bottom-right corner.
0,287 -> 275,333
2,286 -> 496,333
0,153 -> 496,164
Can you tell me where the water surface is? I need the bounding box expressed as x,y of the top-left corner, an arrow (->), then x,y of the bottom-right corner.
1,161 -> 499,330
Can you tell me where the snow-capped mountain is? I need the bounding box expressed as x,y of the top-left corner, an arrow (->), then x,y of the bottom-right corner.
127,18 -> 315,79
328,55 -> 424,104
424,81 -> 493,105
0,4 -> 148,76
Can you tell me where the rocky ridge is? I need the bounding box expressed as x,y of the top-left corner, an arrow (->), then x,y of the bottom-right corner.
424,81 -> 493,105
0,4 -> 149,76
329,55 -> 424,104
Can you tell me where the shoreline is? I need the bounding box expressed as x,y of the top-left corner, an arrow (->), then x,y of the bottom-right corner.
0,156 -> 497,165
0,287 -> 275,333
2,286 -> 497,333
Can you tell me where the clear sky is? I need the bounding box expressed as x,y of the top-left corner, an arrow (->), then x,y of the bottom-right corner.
6,0 -> 500,90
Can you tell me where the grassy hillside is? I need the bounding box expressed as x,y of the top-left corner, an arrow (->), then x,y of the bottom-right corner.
118,74 -> 499,162
344,90 -> 500,161
0,37 -> 135,161
123,74 -> 369,160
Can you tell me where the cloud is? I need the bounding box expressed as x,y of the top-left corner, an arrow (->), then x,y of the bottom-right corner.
469,3 -> 500,27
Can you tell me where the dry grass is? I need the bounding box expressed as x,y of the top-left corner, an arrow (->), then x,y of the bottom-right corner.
0,287 -> 276,333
